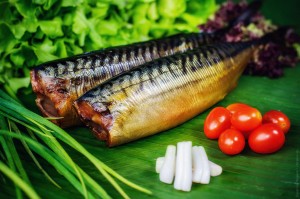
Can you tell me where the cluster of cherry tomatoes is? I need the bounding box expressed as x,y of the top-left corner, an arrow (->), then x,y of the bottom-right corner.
203,103 -> 291,155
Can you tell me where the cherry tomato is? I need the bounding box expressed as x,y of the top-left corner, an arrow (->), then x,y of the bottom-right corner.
218,129 -> 245,155
204,107 -> 231,139
231,106 -> 262,132
248,123 -> 285,154
226,103 -> 251,115
230,125 -> 253,139
262,110 -> 291,134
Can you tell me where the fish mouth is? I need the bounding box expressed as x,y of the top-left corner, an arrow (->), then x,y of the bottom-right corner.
31,69 -> 83,128
35,94 -> 60,118
30,70 -> 62,124
74,100 -> 113,146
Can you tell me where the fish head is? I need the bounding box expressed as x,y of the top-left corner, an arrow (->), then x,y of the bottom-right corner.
30,69 -> 77,127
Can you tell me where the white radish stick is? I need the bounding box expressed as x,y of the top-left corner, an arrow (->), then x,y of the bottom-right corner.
209,161 -> 223,177
156,157 -> 165,173
181,141 -> 193,192
159,145 -> 176,184
174,142 -> 184,190
199,146 -> 210,184
192,146 -> 203,183
157,156 -> 223,177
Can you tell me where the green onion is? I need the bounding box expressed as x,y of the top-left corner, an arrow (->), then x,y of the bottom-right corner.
10,121 -> 61,188
0,89 -> 152,198
0,161 -> 40,199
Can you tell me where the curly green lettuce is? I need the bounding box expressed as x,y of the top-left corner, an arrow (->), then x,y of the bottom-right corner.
0,0 -> 217,95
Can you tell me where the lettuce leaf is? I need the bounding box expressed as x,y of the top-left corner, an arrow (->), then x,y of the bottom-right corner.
0,0 -> 217,94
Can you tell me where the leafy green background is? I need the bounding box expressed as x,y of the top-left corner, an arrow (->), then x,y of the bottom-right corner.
0,0 -> 217,95
1,0 -> 300,198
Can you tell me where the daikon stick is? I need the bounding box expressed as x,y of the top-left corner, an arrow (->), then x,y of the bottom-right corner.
156,156 -> 222,178
156,157 -> 165,173
199,146 -> 210,184
174,142 -> 184,190
156,143 -> 222,192
159,145 -> 176,184
209,161 -> 222,177
181,141 -> 193,192
174,141 -> 193,191
192,146 -> 203,183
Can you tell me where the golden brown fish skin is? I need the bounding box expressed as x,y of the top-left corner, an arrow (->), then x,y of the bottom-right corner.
30,0 -> 263,128
74,42 -> 256,147
30,33 -> 217,128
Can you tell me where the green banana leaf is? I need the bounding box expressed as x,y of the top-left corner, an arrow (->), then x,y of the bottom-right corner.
1,0 -> 300,198
4,66 -> 299,199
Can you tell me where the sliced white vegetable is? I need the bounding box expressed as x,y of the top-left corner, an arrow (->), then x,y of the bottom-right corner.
192,146 -> 203,183
209,161 -> 223,177
181,141 -> 192,192
174,141 -> 193,191
156,158 -> 223,178
156,143 -> 222,192
199,146 -> 210,184
159,145 -> 176,184
156,157 -> 165,173
174,142 -> 184,190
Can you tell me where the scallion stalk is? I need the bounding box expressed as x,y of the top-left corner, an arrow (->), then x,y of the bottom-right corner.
0,89 -> 152,198
0,161 -> 40,199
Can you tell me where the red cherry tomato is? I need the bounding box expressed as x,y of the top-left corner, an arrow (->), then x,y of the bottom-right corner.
226,103 -> 251,115
218,129 -> 245,155
230,125 -> 253,139
262,110 -> 291,134
204,107 -> 231,139
248,123 -> 285,154
231,106 -> 262,132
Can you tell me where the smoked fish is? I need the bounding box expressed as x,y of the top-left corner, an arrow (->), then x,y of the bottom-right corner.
31,33 -> 215,128
73,41 -> 257,147
30,0 -> 261,128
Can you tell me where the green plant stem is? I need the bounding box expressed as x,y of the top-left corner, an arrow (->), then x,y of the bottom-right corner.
10,121 -> 61,189
0,108 -> 88,198
6,121 -> 31,185
0,161 -> 40,199
0,112 -> 112,198
1,115 -> 28,199
0,136 -> 23,199
0,95 -> 152,197
0,130 -> 97,199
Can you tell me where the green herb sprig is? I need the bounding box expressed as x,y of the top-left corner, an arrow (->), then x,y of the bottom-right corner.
0,90 -> 152,199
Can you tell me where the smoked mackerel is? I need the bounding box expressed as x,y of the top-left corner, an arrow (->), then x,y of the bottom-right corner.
30,0 -> 261,128
31,33 -> 220,127
74,41 -> 257,147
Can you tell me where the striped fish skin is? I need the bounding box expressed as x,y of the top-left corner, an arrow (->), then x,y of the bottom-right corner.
30,33 -> 217,128
74,42 -> 256,147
